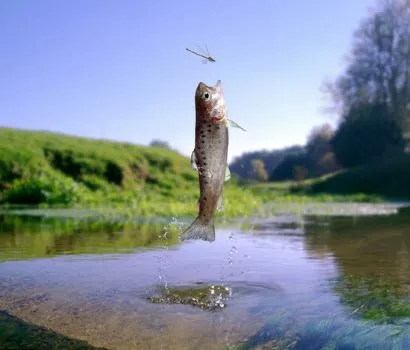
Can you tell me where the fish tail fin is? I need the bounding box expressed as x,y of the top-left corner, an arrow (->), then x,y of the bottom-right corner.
180,216 -> 215,242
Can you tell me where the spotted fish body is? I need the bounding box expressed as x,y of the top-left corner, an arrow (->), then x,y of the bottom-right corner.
181,80 -> 230,242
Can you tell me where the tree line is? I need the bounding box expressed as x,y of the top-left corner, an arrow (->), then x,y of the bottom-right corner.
230,0 -> 410,182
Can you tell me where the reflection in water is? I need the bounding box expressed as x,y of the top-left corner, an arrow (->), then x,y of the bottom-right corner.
0,206 -> 410,349
302,208 -> 410,323
303,208 -> 410,277
0,214 -> 181,261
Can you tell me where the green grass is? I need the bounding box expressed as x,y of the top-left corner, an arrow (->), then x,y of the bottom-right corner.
246,181 -> 383,204
0,127 -> 387,219
0,127 -> 199,213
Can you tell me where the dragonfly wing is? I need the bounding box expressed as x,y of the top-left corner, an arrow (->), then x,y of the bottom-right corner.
187,43 -> 215,63
195,43 -> 207,56
204,43 -> 211,57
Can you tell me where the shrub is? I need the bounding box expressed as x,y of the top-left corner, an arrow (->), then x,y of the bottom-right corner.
80,174 -> 114,191
2,174 -> 89,205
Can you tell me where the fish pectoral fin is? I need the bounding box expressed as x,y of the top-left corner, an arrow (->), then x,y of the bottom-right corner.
190,149 -> 198,171
216,192 -> 224,212
226,119 -> 247,132
225,166 -> 231,182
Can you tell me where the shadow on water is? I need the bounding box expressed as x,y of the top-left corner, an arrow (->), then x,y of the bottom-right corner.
0,310 -> 105,350
1,205 -> 410,349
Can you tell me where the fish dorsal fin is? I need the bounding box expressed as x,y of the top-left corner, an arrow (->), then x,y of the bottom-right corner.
191,149 -> 198,170
226,119 -> 247,132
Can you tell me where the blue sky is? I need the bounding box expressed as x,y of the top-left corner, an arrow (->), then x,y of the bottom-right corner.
0,0 -> 375,162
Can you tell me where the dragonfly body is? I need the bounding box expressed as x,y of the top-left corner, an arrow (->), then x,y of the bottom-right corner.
186,47 -> 216,63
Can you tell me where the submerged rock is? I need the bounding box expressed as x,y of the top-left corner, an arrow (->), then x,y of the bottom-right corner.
148,284 -> 232,311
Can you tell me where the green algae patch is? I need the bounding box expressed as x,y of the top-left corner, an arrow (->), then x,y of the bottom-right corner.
148,284 -> 232,311
334,275 -> 410,323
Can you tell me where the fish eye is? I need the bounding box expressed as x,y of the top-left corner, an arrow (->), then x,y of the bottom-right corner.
202,92 -> 211,101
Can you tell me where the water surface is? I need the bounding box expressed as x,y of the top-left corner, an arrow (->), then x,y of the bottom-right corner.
1,204 -> 410,349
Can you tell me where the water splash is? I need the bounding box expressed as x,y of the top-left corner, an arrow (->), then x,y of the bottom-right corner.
156,217 -> 185,290
156,222 -> 170,289
227,232 -> 238,265
209,284 -> 233,309
227,245 -> 238,265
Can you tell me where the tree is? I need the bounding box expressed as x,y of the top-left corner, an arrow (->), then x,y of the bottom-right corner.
306,124 -> 334,146
149,139 -> 172,149
229,145 -> 305,180
317,151 -> 339,174
305,124 -> 339,176
250,159 -> 268,182
323,0 -> 410,134
270,153 -> 309,181
331,103 -> 405,167
293,166 -> 308,183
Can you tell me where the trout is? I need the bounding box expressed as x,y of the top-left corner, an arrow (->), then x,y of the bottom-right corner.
181,80 -> 245,242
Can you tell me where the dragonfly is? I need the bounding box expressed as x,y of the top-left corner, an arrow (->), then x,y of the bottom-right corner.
185,44 -> 216,64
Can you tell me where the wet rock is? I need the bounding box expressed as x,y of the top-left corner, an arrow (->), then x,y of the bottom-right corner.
148,284 -> 232,311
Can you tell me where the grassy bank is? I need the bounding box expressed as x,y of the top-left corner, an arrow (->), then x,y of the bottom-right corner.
0,127 -> 265,217
0,127 -> 383,218
305,154 -> 410,199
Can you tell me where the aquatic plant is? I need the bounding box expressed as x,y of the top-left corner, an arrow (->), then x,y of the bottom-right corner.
232,312 -> 410,349
334,275 -> 410,323
148,284 -> 232,311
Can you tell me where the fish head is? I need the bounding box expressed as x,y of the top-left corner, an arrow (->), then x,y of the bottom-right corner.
195,80 -> 227,123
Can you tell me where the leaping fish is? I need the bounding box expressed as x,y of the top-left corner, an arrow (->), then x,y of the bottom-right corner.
180,80 -> 246,242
